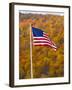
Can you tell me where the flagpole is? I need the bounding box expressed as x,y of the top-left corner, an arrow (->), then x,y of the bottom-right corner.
30,24 -> 33,78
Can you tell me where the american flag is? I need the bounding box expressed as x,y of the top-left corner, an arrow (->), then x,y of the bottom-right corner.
32,27 -> 57,51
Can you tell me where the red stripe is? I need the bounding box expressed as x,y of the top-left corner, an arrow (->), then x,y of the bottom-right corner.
33,41 -> 52,44
33,40 -> 53,45
33,38 -> 53,44
33,39 -> 52,44
33,38 -> 55,46
43,33 -> 48,36
33,42 -> 57,48
43,33 -> 48,37
33,43 -> 57,49
43,35 -> 48,38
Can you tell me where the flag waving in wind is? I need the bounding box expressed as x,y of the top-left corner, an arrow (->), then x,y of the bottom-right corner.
32,27 -> 57,51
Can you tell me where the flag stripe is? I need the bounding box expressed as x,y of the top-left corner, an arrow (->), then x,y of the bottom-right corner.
33,37 -> 48,40
33,38 -> 53,44
33,37 -> 48,39
33,40 -> 52,45
43,33 -> 48,38
33,40 -> 52,42
33,38 -> 56,48
33,43 -> 57,49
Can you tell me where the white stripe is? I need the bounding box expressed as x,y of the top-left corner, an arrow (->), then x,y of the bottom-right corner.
43,34 -> 48,36
33,37 -> 48,39
43,33 -> 48,37
51,45 -> 57,48
43,33 -> 48,36
33,37 -> 45,38
33,38 -> 55,45
33,37 -> 52,42
43,35 -> 48,37
33,42 -> 51,45
33,38 -> 52,43
33,40 -> 52,43
43,32 -> 47,35
33,42 -> 56,47
33,42 -> 57,48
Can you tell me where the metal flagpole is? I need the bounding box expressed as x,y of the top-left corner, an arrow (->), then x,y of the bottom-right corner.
30,24 -> 33,78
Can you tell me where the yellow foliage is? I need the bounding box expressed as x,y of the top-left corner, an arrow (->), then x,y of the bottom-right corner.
19,13 -> 64,79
